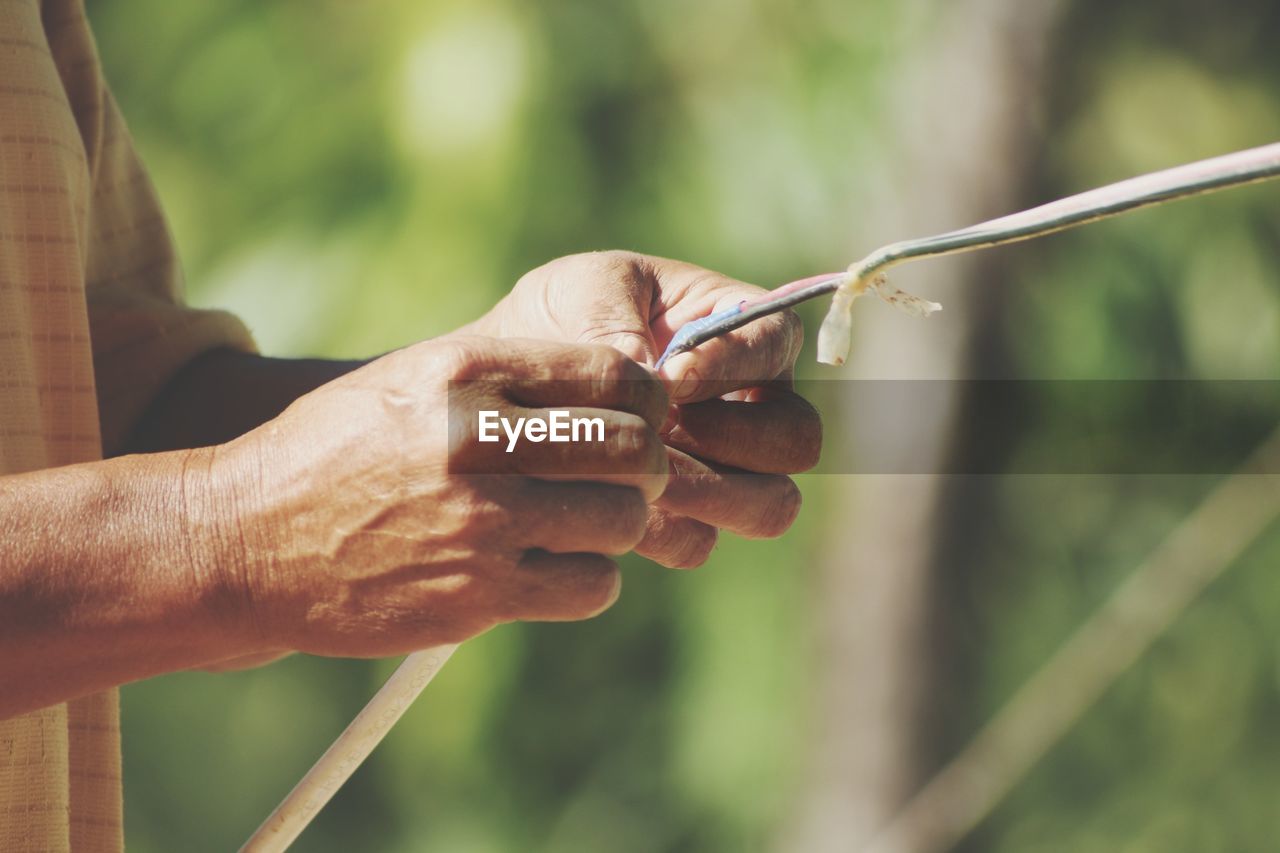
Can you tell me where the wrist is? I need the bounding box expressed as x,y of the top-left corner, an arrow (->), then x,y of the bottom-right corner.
179,441 -> 278,657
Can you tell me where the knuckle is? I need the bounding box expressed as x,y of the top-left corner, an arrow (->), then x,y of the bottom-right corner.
448,480 -> 514,536
447,405 -> 487,470
547,249 -> 640,290
613,418 -> 665,473
589,249 -> 643,279
587,343 -> 641,389
434,336 -> 488,382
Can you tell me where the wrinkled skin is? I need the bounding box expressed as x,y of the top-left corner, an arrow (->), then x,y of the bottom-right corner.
468,251 -> 823,569
1,253 -> 823,711
217,335 -> 672,659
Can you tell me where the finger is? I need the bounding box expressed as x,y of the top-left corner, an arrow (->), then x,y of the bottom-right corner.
721,366 -> 794,399
515,250 -> 660,364
505,550 -> 622,621
656,448 -> 802,539
640,259 -> 804,403
635,507 -> 718,569
460,407 -> 669,501
663,387 -> 822,474
510,480 -> 649,555
658,307 -> 803,404
464,337 -> 669,429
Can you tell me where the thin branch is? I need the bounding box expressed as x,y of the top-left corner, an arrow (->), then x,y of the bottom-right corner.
240,644 -> 460,852
655,142 -> 1280,369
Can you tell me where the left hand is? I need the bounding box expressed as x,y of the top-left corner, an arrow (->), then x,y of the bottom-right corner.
468,250 -> 823,568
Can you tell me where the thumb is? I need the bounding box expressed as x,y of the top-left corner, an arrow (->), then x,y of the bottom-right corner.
526,251 -> 662,365
588,327 -> 657,366
576,264 -> 658,364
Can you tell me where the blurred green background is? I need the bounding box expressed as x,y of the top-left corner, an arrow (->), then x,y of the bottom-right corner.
85,0 -> 1280,850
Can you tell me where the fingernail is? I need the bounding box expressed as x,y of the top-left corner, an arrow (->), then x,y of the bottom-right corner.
669,363 -> 702,402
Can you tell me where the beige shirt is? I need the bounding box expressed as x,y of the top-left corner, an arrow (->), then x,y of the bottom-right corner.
0,0 -> 254,848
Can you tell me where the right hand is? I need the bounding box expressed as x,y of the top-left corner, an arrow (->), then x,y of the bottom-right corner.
203,335 -> 669,658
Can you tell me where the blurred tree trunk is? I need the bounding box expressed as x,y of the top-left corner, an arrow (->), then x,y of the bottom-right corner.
778,1 -> 1066,851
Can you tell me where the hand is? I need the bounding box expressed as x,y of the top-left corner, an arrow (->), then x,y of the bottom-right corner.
471,251 -> 823,567
204,335 -> 669,657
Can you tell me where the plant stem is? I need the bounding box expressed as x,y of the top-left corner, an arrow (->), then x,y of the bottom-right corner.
656,141 -> 1280,369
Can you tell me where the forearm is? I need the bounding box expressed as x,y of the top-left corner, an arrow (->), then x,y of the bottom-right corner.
0,448 -> 256,718
123,349 -> 365,453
